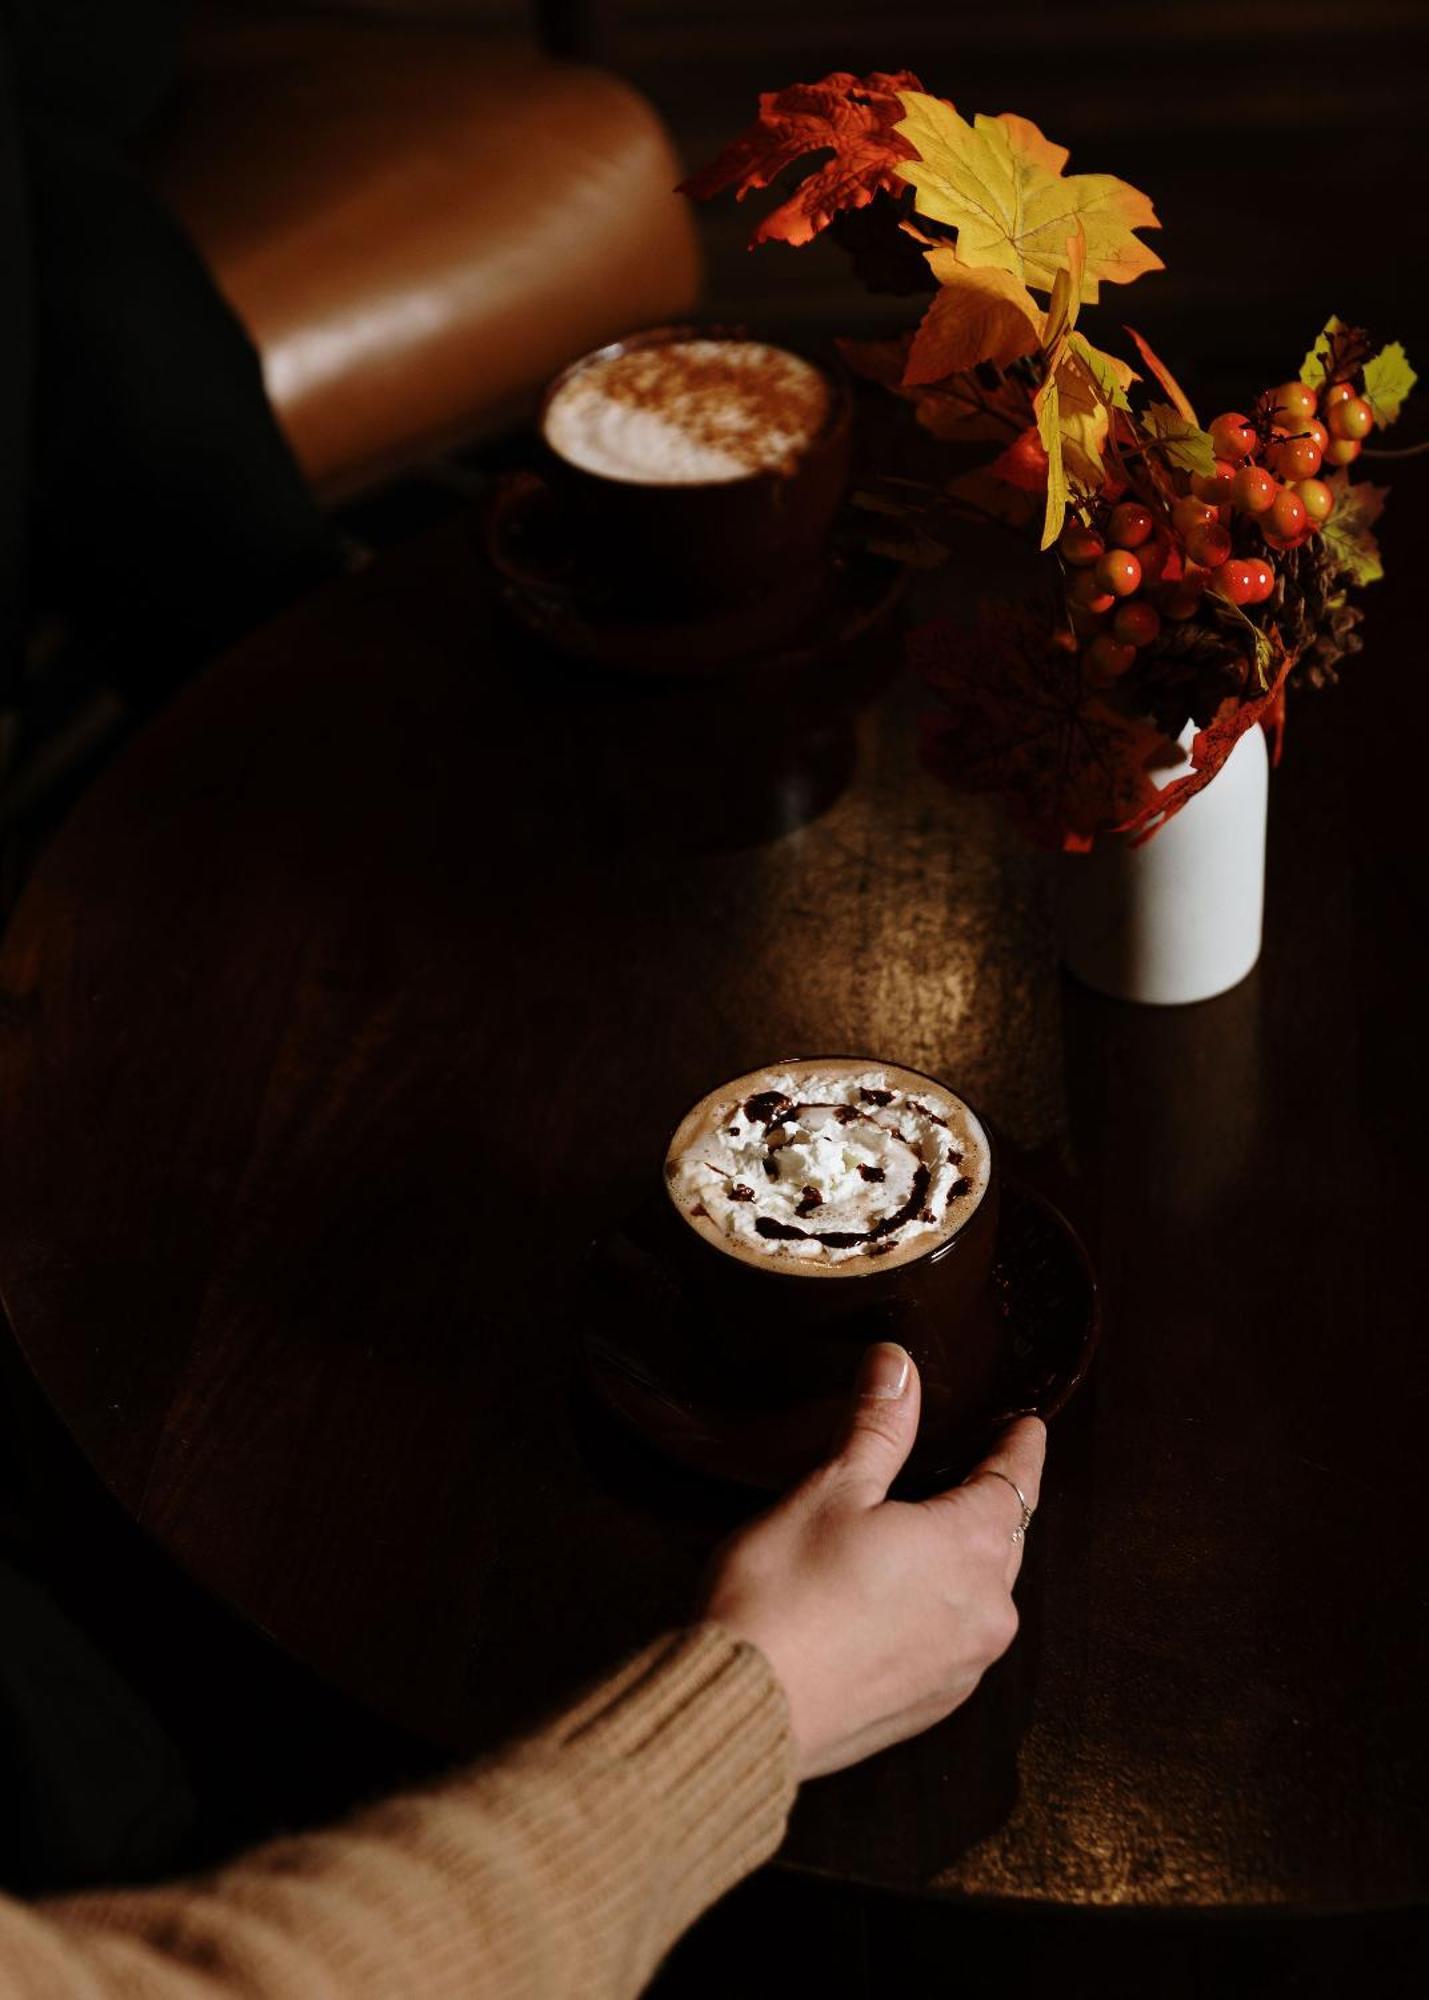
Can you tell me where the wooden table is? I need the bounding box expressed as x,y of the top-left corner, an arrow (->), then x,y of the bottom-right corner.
1,510 -> 1424,1911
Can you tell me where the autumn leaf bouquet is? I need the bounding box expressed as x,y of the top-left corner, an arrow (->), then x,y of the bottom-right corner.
684,72 -> 1416,851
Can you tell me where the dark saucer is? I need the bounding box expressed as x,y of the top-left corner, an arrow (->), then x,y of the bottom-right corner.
581,1183 -> 1099,1495
485,471 -> 907,679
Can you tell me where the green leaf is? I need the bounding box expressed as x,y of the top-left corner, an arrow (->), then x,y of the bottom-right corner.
1320,472 -> 1389,586
1140,402 -> 1216,477
1362,342 -> 1417,427
1067,331 -> 1133,411
1300,316 -> 1346,388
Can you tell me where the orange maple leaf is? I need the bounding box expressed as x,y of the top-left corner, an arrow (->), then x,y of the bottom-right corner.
1123,325 -> 1199,425
680,71 -> 924,248
903,253 -> 1042,383
838,332 -> 1036,446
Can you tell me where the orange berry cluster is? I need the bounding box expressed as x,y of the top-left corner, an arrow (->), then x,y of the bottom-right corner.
1059,374 -> 1367,681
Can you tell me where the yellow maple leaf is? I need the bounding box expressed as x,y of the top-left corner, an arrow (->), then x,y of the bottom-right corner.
1027,229 -> 1137,547
893,94 -> 1163,301
1034,382 -> 1068,551
1029,230 -> 1084,549
1056,349 -> 1118,486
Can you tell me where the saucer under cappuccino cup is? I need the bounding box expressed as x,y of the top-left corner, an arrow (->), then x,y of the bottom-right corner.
661,1057 -> 1005,1471
539,327 -> 851,615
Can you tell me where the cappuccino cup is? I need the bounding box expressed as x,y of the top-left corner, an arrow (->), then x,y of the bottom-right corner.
662,1058 -> 1005,1472
539,327 -> 851,615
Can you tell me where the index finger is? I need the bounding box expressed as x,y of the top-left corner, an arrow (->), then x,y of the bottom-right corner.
917,1416 -> 1047,1587
963,1415 -> 1046,1515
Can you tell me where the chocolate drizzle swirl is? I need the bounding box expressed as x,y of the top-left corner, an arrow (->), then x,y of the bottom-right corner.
754,1164 -> 932,1250
742,1090 -> 795,1127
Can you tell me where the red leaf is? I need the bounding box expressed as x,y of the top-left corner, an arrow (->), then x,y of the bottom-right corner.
913,607 -> 1172,851
1117,635 -> 1293,844
988,426 -> 1049,492
680,71 -> 925,248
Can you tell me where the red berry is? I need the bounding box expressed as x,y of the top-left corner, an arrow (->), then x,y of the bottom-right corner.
1328,395 -> 1374,441
1069,603 -> 1109,639
1112,599 -> 1161,647
1211,559 -> 1259,606
1322,381 -> 1355,413
1265,487 -> 1307,540
1186,521 -> 1232,567
1324,436 -> 1362,466
1171,495 -> 1217,537
1267,434 -> 1323,481
1070,567 -> 1116,611
1193,459 -> 1237,504
1095,548 -> 1143,597
1231,465 -> 1278,515
1135,536 -> 1172,586
1209,411 -> 1257,463
1084,634 -> 1137,681
1107,501 -> 1155,549
1295,477 -> 1334,525
1059,521 -> 1105,566
1305,419 -> 1329,455
1242,558 -> 1275,604
1268,381 -> 1318,424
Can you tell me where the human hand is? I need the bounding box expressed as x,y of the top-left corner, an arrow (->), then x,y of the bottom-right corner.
700,1342 -> 1045,1779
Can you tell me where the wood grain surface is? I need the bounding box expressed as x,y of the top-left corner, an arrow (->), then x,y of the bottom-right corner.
1,508 -> 1424,1909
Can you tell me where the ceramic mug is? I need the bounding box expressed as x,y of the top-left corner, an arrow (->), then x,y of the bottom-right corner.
538,325 -> 853,615
658,1058 -> 1005,1474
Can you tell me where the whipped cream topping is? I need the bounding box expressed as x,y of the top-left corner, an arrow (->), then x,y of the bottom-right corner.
666,1064 -> 990,1272
542,339 -> 829,486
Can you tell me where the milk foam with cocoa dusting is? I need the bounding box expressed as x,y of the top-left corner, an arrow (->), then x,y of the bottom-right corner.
542,339 -> 830,486
665,1059 -> 991,1275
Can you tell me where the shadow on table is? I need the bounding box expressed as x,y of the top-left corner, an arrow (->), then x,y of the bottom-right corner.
490,574 -> 901,857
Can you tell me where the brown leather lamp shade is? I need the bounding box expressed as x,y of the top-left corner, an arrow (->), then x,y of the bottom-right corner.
150,9 -> 702,497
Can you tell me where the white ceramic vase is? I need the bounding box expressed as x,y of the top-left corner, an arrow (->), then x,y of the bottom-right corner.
1057,721 -> 1269,1006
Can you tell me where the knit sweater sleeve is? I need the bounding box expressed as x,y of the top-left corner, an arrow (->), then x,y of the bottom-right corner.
0,1625 -> 796,1999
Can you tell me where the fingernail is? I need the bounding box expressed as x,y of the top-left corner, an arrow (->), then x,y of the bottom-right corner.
863,1342 -> 910,1399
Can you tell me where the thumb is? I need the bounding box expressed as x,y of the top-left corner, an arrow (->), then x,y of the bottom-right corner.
823,1343 -> 921,1506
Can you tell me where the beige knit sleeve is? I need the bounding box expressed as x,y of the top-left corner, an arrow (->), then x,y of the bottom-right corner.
0,1626 -> 796,1999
